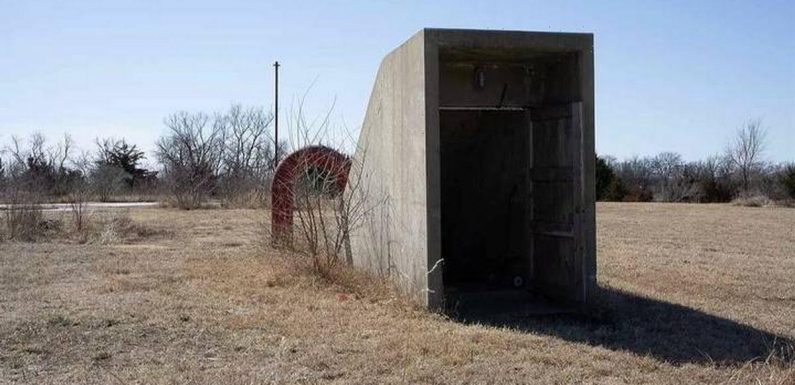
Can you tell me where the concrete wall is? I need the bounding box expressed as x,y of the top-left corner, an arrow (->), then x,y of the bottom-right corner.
347,31 -> 435,306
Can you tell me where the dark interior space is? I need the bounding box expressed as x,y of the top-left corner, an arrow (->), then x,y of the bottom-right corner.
438,50 -> 585,310
440,110 -> 531,290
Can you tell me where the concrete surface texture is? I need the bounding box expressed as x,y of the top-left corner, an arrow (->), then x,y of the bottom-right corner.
348,28 -> 595,311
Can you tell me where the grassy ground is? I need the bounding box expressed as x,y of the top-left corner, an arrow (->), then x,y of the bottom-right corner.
0,203 -> 793,384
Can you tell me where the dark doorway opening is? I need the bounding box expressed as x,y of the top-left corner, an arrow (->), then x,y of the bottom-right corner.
437,52 -> 587,313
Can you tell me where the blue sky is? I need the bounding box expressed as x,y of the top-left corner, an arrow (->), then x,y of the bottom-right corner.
1,0 -> 793,162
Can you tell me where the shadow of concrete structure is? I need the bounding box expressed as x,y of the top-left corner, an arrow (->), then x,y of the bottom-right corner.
453,287 -> 795,365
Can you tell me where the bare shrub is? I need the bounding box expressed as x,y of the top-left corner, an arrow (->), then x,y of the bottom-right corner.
69,197 -> 89,234
220,188 -> 271,209
66,154 -> 95,238
279,249 -> 401,302
4,203 -> 45,241
731,192 -> 774,208
97,220 -> 121,245
3,190 -> 45,241
91,211 -> 162,244
90,164 -> 129,202
292,152 -> 352,275
280,96 -> 372,278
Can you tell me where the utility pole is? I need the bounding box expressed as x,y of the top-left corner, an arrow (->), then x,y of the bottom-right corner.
273,61 -> 280,168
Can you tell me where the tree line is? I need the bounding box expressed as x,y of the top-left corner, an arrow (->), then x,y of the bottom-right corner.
596,121 -> 795,204
0,104 -> 285,209
1,114 -> 793,208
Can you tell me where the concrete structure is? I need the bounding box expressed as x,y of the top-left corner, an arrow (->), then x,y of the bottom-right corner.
347,29 -> 595,311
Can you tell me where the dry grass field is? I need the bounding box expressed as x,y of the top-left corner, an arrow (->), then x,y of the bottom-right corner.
1,203 -> 793,384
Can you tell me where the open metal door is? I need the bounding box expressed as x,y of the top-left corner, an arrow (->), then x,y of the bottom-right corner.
530,102 -> 585,303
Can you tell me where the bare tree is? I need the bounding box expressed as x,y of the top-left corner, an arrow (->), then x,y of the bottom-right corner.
156,111 -> 225,209
7,134 -> 45,166
222,105 -> 274,175
217,105 -> 275,206
648,152 -> 700,202
650,152 -> 683,181
727,120 -> 766,193
690,155 -> 735,202
613,155 -> 654,201
50,134 -> 73,172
